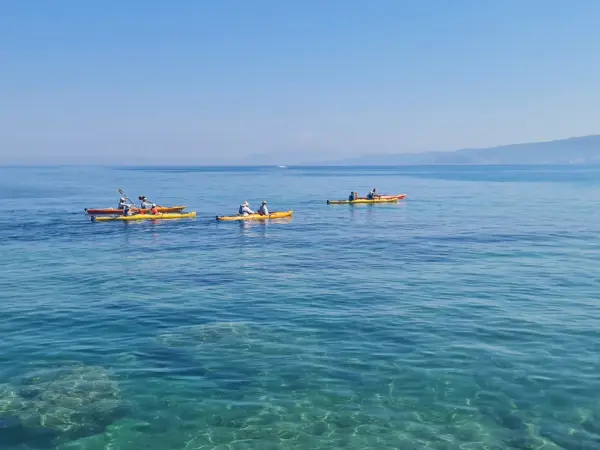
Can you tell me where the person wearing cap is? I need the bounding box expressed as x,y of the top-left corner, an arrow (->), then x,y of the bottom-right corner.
150,203 -> 159,215
238,201 -> 255,216
366,188 -> 381,200
258,200 -> 269,216
118,197 -> 130,209
139,196 -> 152,209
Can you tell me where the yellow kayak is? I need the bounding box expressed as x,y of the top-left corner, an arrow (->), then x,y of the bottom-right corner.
91,212 -> 197,222
216,210 -> 293,221
327,194 -> 406,205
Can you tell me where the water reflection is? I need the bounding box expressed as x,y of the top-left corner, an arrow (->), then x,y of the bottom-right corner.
238,217 -> 293,237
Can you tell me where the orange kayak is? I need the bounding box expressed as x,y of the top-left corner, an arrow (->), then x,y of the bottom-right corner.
85,206 -> 187,215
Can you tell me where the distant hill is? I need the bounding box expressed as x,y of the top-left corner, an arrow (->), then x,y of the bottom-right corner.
333,135 -> 600,165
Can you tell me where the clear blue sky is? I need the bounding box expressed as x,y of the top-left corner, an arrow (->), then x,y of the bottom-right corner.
1,0 -> 599,164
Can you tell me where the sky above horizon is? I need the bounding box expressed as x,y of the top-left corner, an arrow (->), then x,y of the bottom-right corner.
1,0 -> 600,164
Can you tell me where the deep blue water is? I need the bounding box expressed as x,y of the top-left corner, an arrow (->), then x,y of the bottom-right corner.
1,165 -> 600,449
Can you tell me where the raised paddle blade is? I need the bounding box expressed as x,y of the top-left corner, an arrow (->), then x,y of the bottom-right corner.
118,189 -> 125,195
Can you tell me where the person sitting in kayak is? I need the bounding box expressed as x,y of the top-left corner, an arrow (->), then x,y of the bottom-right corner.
348,192 -> 358,201
367,188 -> 380,200
118,197 -> 130,209
123,203 -> 141,216
238,201 -> 255,216
139,196 -> 152,209
258,201 -> 269,216
150,204 -> 159,215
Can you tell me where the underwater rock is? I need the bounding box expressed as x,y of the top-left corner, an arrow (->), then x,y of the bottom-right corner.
0,364 -> 126,447
134,344 -> 210,378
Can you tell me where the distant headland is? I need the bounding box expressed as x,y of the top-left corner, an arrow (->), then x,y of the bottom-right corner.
329,135 -> 600,166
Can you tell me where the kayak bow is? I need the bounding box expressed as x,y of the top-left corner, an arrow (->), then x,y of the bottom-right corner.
216,210 -> 293,221
91,212 -> 196,222
85,206 -> 187,215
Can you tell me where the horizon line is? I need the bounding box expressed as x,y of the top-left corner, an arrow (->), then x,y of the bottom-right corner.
1,163 -> 599,169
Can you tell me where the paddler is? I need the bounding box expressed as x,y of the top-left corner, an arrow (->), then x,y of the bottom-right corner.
118,197 -> 130,209
348,192 -> 358,201
150,204 -> 160,215
139,196 -> 152,209
258,201 -> 269,216
238,201 -> 255,216
367,188 -> 380,200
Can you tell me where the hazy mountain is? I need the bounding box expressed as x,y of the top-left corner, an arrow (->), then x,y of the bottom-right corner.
332,135 -> 600,165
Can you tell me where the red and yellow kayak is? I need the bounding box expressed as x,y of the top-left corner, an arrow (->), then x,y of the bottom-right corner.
85,206 -> 187,215
91,212 -> 196,222
327,194 -> 406,205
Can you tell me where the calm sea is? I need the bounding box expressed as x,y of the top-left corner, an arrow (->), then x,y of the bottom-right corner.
1,165 -> 599,449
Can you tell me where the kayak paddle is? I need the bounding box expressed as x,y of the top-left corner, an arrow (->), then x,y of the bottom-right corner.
117,188 -> 137,207
119,189 -> 166,208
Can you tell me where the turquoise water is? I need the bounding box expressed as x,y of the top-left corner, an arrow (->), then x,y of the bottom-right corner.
1,165 -> 600,449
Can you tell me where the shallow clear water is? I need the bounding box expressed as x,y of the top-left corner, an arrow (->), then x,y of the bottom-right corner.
1,165 -> 600,449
